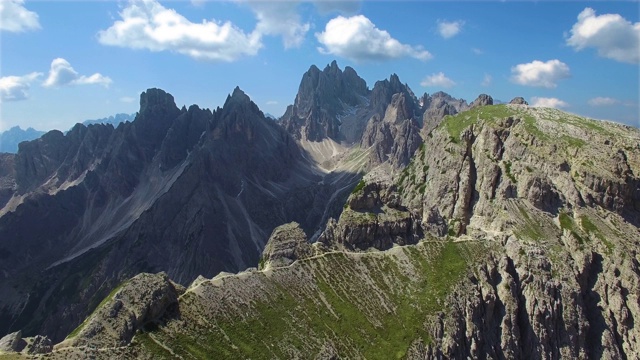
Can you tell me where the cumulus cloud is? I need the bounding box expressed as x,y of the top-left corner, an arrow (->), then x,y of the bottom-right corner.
98,0 -> 262,62
43,58 -> 112,88
0,0 -> 40,32
420,72 -> 456,88
510,59 -> 570,88
481,74 -> 492,87
567,8 -> 640,64
437,20 -> 464,39
531,97 -> 569,109
316,15 -> 431,62
588,97 -> 620,106
0,72 -> 42,101
243,1 -> 309,48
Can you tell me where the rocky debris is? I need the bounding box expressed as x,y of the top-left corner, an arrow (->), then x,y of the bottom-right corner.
57,272 -> 181,349
260,222 -> 312,269
470,93 -> 494,108
509,96 -> 529,105
0,330 -> 25,353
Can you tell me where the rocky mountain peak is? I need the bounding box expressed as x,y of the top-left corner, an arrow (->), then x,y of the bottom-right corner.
509,96 -> 529,105
139,88 -> 177,114
470,93 -> 494,108
281,61 -> 369,142
224,86 -> 253,108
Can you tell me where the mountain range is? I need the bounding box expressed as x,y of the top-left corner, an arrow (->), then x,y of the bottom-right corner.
0,114 -> 135,154
0,62 -> 638,359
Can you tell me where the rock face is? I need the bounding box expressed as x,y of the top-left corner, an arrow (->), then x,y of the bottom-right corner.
57,272 -> 181,349
0,331 -> 24,352
360,93 -> 423,167
260,222 -> 312,269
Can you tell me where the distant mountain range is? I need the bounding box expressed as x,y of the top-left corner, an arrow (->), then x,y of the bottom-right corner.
0,127 -> 45,153
0,114 -> 135,154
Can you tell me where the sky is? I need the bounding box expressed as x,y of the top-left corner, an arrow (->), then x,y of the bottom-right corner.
0,0 -> 638,132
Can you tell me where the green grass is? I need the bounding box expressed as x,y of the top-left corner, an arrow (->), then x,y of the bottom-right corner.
579,216 -> 614,254
140,242 -> 471,359
558,212 -> 585,245
352,179 -> 366,194
514,204 -> 545,241
560,135 -> 586,148
504,160 -> 517,183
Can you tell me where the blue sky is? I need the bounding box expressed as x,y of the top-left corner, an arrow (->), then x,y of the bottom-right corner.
1,0 -> 638,132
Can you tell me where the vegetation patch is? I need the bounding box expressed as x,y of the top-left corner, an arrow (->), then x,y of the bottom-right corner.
140,242 -> 472,359
351,179 -> 366,194
579,215 -> 614,254
504,160 -> 517,183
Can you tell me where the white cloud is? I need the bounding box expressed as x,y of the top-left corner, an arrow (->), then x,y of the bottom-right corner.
244,1 -> 309,48
0,0 -> 40,32
531,97 -> 569,109
120,96 -> 136,103
471,47 -> 483,55
510,59 -> 570,88
437,20 -> 464,39
588,97 -> 620,106
316,15 -> 431,62
420,72 -> 456,88
43,58 -> 112,88
481,74 -> 492,87
567,8 -> 640,64
98,0 -> 262,62
0,72 -> 42,101
266,100 -> 278,105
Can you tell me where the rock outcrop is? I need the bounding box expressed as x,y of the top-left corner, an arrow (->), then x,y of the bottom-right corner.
360,93 -> 423,167
56,272 -> 181,349
0,331 -> 24,353
470,93 -> 494,108
260,222 -> 312,270
319,170 -> 421,250
509,96 -> 529,105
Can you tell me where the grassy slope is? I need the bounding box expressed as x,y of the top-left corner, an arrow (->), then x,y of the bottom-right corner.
133,240 -> 486,359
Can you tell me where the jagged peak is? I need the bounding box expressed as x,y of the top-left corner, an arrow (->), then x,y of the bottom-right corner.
139,88 -> 176,110
224,86 -> 252,107
324,60 -> 341,73
470,93 -> 494,108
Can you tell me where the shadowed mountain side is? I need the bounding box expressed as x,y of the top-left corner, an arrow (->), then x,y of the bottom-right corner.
0,88 -> 362,342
